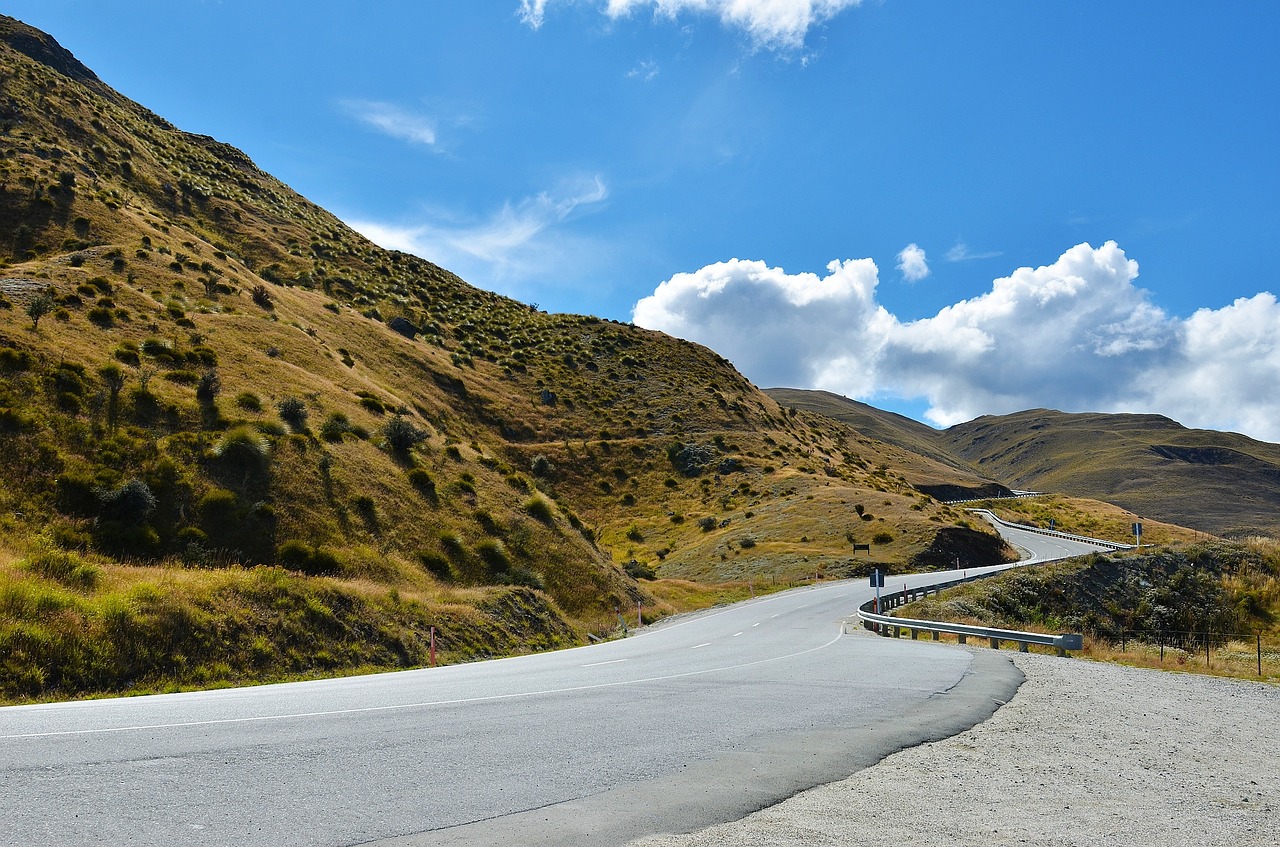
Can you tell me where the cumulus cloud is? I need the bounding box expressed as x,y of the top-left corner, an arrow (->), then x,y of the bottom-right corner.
632,241 -> 1280,443
896,243 -> 929,281
347,175 -> 608,288
341,100 -> 438,147
521,1 -> 865,50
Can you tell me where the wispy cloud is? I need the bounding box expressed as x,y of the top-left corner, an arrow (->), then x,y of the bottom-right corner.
634,241 -> 1280,443
896,243 -> 930,282
626,59 -> 660,81
518,0 -> 550,29
346,175 -> 609,291
945,240 -> 1002,262
521,1 -> 865,51
340,100 -> 438,148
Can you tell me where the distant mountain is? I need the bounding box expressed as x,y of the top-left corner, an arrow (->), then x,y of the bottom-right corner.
767,389 -> 1280,539
0,16 -> 1013,698
944,409 -> 1280,538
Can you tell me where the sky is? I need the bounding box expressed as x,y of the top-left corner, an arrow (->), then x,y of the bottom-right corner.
7,1 -> 1280,442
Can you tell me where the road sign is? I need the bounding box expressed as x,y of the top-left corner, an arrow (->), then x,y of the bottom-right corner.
869,569 -> 884,588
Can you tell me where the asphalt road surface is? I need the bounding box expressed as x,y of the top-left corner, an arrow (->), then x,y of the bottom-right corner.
0,517 -> 1109,847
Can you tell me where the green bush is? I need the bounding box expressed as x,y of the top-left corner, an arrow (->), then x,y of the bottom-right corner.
407,468 -> 437,501
277,396 -> 308,430
320,412 -> 353,443
475,539 -> 511,574
416,551 -> 452,581
275,540 -> 340,575
235,392 -> 263,412
525,496 -> 555,525
382,414 -> 427,452
21,540 -> 100,589
872,531 -> 894,544
212,426 -> 270,472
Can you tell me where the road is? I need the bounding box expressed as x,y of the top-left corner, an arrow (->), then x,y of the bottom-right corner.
0,518 -> 1109,847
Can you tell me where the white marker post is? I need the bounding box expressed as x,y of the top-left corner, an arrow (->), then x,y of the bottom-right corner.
1133,521 -> 1143,549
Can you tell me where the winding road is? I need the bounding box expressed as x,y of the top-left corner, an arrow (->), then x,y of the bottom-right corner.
0,516 -> 1110,847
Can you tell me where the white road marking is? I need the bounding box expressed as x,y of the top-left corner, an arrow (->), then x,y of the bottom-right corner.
732,632 -> 743,637
0,629 -> 847,741
582,659 -> 628,668
691,643 -> 711,650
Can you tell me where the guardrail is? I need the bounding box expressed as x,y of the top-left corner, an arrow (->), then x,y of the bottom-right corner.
969,508 -> 1133,551
854,578 -> 1084,656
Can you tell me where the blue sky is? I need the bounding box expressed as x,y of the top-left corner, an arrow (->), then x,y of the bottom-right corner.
8,2 -> 1280,441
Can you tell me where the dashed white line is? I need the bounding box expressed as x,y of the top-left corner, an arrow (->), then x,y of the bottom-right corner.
691,643 -> 711,650
581,659 -> 628,668
732,632 -> 743,637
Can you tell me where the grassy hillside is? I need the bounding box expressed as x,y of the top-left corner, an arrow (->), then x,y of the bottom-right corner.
901,539 -> 1280,679
0,16 -> 1012,701
769,389 -> 1280,539
944,409 -> 1280,538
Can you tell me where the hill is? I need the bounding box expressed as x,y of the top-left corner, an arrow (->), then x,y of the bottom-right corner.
767,389 -> 1280,539
944,410 -> 1280,538
0,16 -> 1011,700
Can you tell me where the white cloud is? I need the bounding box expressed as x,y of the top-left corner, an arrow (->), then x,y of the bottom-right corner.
896,243 -> 929,282
518,0 -> 550,28
340,100 -> 438,147
632,241 -> 1280,443
523,1 -> 865,50
632,257 -> 891,391
626,59 -> 660,81
347,175 -> 608,290
945,240 -> 1002,262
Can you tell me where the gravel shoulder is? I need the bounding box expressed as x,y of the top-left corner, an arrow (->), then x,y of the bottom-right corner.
629,651 -> 1280,847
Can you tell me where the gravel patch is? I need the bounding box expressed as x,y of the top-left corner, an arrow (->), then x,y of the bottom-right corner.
629,652 -> 1279,847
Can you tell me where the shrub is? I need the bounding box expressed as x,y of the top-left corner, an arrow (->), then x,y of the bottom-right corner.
213,426 -> 270,472
698,516 -> 717,532
382,414 -> 428,452
872,531 -> 894,545
416,551 -> 452,581
21,541 -> 100,590
277,396 -> 308,430
97,479 -> 157,526
530,454 -> 554,477
475,539 -> 511,574
625,524 -> 644,542
0,347 -> 34,371
251,284 -> 273,309
235,392 -> 263,412
407,468 -> 437,501
320,412 -> 352,443
739,536 -> 757,549
624,559 -> 656,580
276,540 -> 340,575
525,496 -> 555,525
196,369 -> 221,402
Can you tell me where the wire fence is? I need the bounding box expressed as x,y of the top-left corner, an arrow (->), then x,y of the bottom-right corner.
1109,630 -> 1277,678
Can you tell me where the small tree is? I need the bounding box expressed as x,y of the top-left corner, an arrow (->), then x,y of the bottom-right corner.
98,363 -> 128,431
26,290 -> 56,329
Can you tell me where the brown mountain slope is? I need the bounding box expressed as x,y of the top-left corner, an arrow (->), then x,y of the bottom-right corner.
0,17 -> 1011,699
943,409 -> 1280,538
763,388 -> 1011,500
768,389 -> 1280,539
